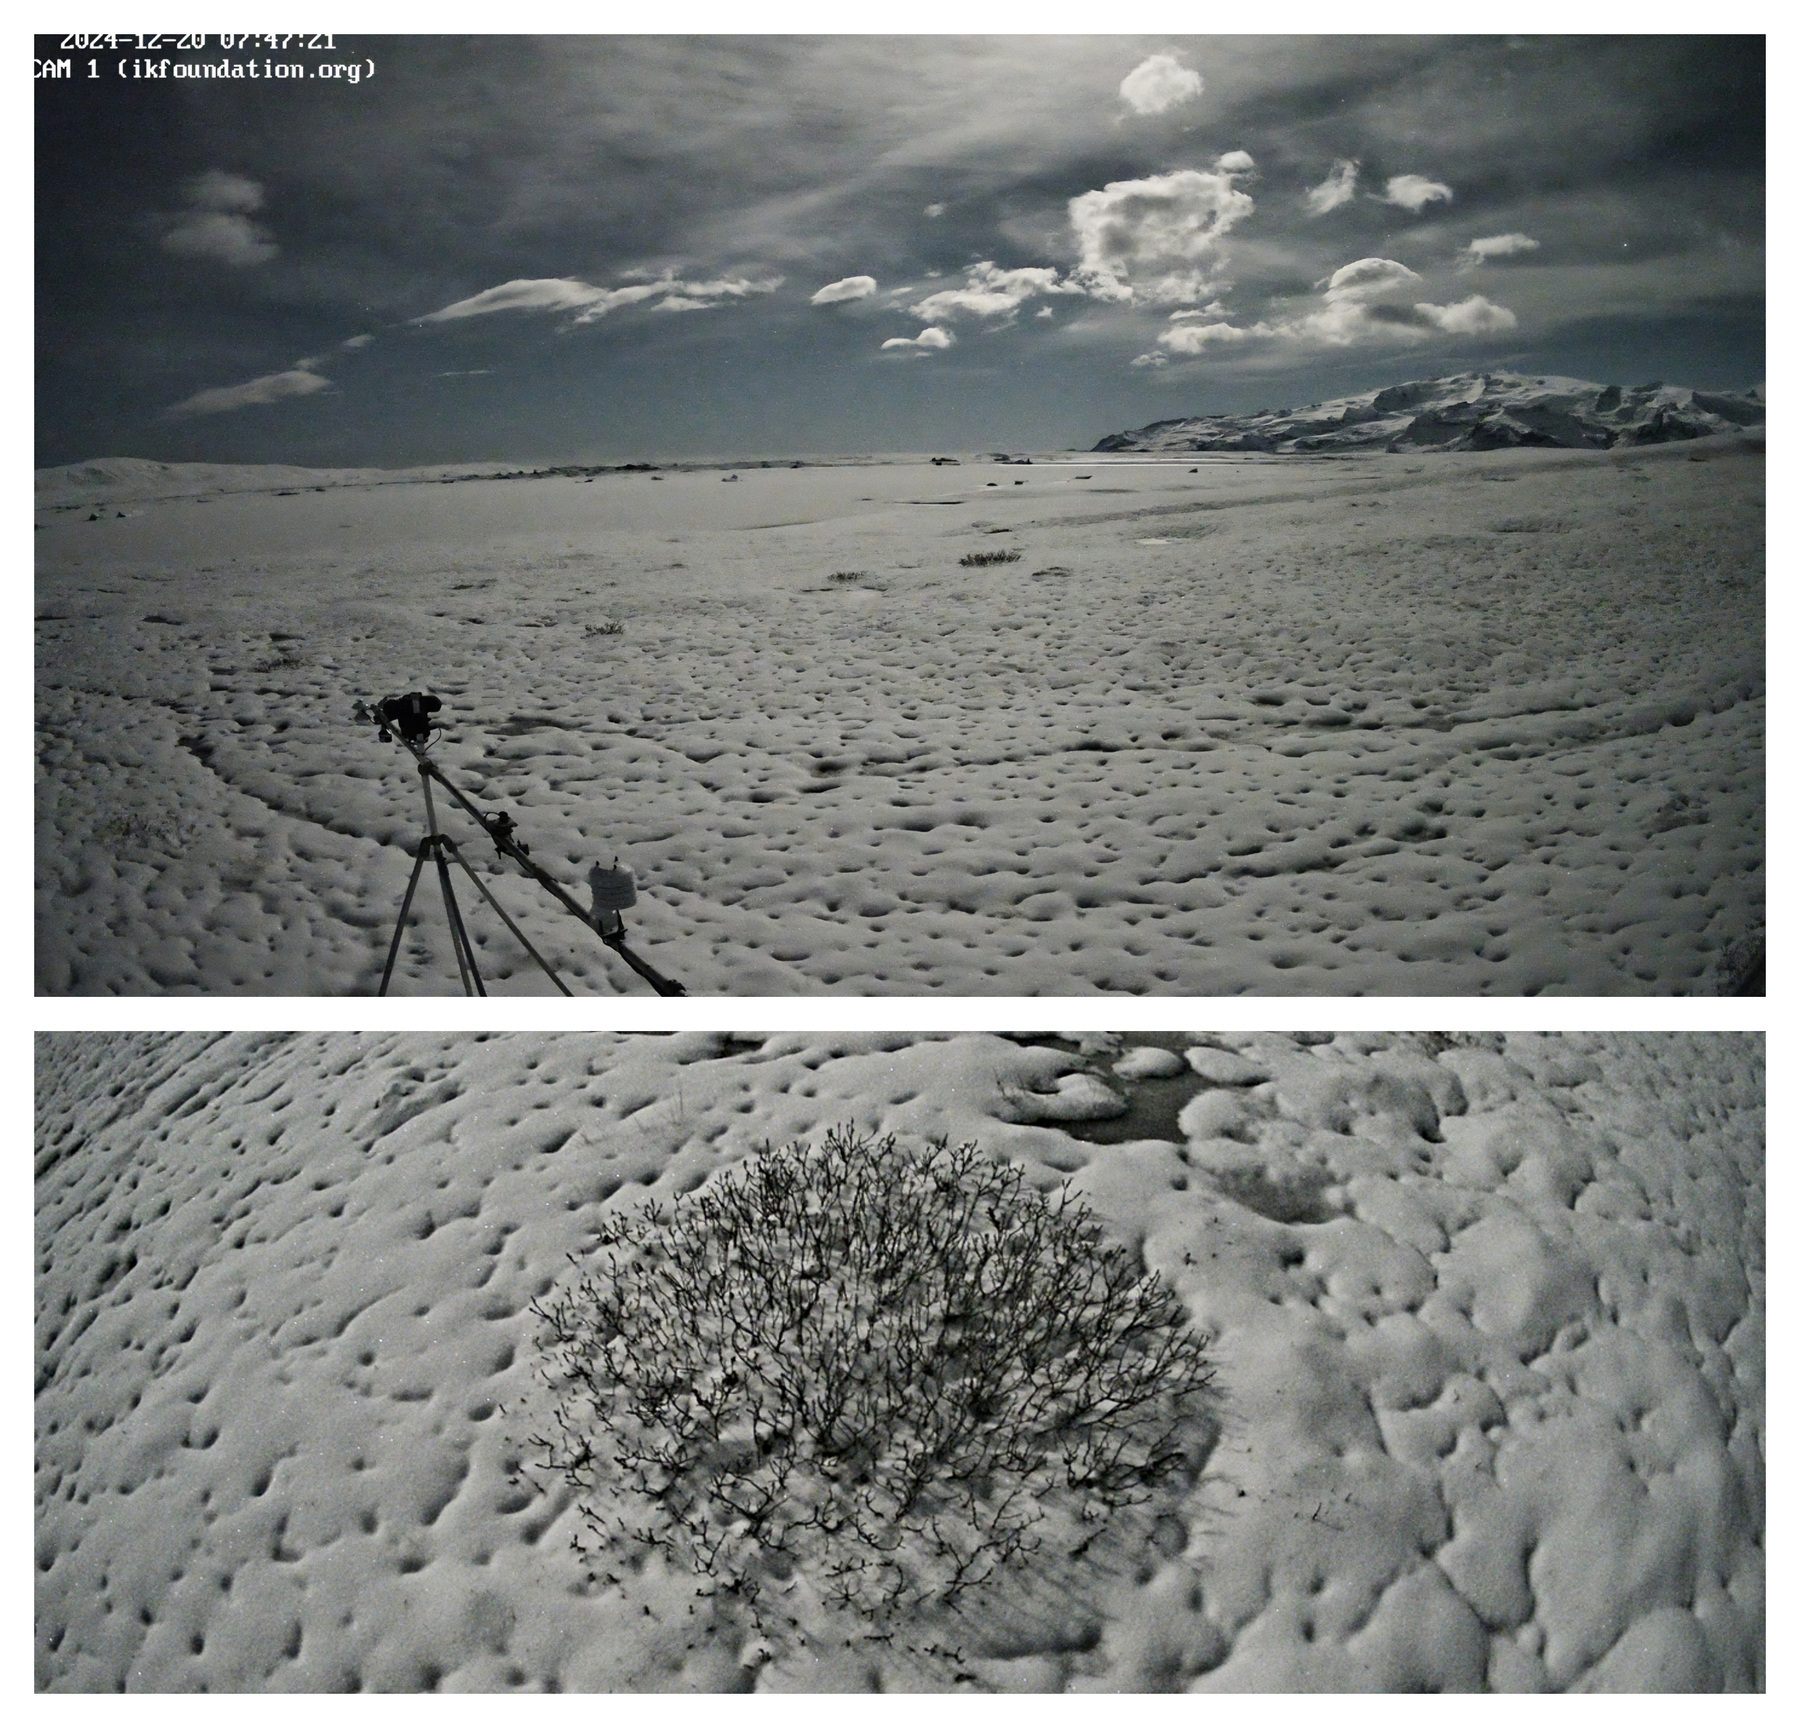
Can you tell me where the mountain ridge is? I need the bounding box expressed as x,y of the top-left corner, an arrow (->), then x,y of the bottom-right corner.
1093,371 -> 1766,455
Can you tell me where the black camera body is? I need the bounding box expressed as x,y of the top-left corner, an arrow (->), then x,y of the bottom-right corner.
372,691 -> 442,744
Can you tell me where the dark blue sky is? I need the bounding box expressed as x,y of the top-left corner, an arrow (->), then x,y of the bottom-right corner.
35,32 -> 1764,468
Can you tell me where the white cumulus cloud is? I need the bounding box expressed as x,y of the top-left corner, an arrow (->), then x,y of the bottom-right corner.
1463,232 -> 1540,265
881,326 -> 954,353
1305,160 -> 1359,215
1119,52 -> 1203,116
1417,294 -> 1517,334
1155,318 -> 1272,356
811,275 -> 879,305
1068,168 -> 1254,305
165,366 -> 331,418
1380,174 -> 1454,213
1215,150 -> 1255,174
909,262 -> 1070,324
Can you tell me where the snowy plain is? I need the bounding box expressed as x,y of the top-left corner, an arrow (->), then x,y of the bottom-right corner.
35,436 -> 1763,996
34,1030 -> 1764,1692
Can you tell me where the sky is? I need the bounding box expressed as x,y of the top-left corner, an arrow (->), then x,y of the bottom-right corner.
34,29 -> 1765,468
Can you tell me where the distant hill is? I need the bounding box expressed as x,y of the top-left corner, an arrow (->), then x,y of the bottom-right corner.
1093,372 -> 1766,455
32,456 -> 507,508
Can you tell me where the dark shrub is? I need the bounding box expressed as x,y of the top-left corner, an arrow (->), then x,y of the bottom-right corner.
525,1125 -> 1216,1623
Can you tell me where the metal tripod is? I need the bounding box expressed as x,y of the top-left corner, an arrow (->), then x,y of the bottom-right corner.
379,756 -> 575,996
374,738 -> 685,997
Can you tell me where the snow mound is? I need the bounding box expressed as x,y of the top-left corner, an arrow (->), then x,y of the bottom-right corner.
36,1031 -> 1762,1691
1095,373 -> 1766,455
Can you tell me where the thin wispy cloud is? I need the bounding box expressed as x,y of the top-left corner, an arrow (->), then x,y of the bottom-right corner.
419,273 -> 781,327
165,365 -> 329,418
1305,160 -> 1359,215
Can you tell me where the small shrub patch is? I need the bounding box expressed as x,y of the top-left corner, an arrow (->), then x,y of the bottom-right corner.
960,549 -> 1022,567
523,1125 -> 1216,1627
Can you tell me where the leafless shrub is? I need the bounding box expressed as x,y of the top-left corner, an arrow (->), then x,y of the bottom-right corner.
959,549 -> 1022,567
523,1125 -> 1216,1629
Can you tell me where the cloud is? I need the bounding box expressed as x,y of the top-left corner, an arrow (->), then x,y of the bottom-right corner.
1319,257 -> 1421,300
812,274 -> 879,305
1463,232 -> 1540,265
1305,160 -> 1359,215
1068,168 -> 1254,305
1148,254 -> 1516,358
418,272 -> 780,325
186,170 -> 265,214
1155,318 -> 1273,356
643,274 -> 783,313
156,170 -> 278,267
1215,150 -> 1255,174
1379,174 -> 1453,213
909,262 -> 1070,324
165,367 -> 331,417
880,326 -> 954,353
340,334 -> 375,350
161,213 -> 279,267
923,203 -> 946,218
420,278 -> 623,321
1119,52 -> 1203,116
1417,294 -> 1516,334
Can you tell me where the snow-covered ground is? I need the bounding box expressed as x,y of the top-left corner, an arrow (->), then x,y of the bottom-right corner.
35,1030 -> 1764,1691
36,438 -> 1762,994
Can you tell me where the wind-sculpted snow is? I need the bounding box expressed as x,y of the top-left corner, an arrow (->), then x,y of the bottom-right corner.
35,1031 -> 1763,1690
36,440 -> 1762,994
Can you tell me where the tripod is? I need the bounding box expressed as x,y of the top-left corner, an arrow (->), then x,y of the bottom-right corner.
367,706 -> 685,997
379,757 -> 576,995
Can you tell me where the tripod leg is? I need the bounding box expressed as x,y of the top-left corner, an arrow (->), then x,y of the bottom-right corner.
442,839 -> 574,996
433,844 -> 485,996
379,841 -> 434,996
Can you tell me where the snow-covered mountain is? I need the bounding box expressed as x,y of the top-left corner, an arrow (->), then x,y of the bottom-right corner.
1094,372 -> 1766,455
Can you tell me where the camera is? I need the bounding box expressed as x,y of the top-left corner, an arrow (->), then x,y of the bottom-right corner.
370,691 -> 442,744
